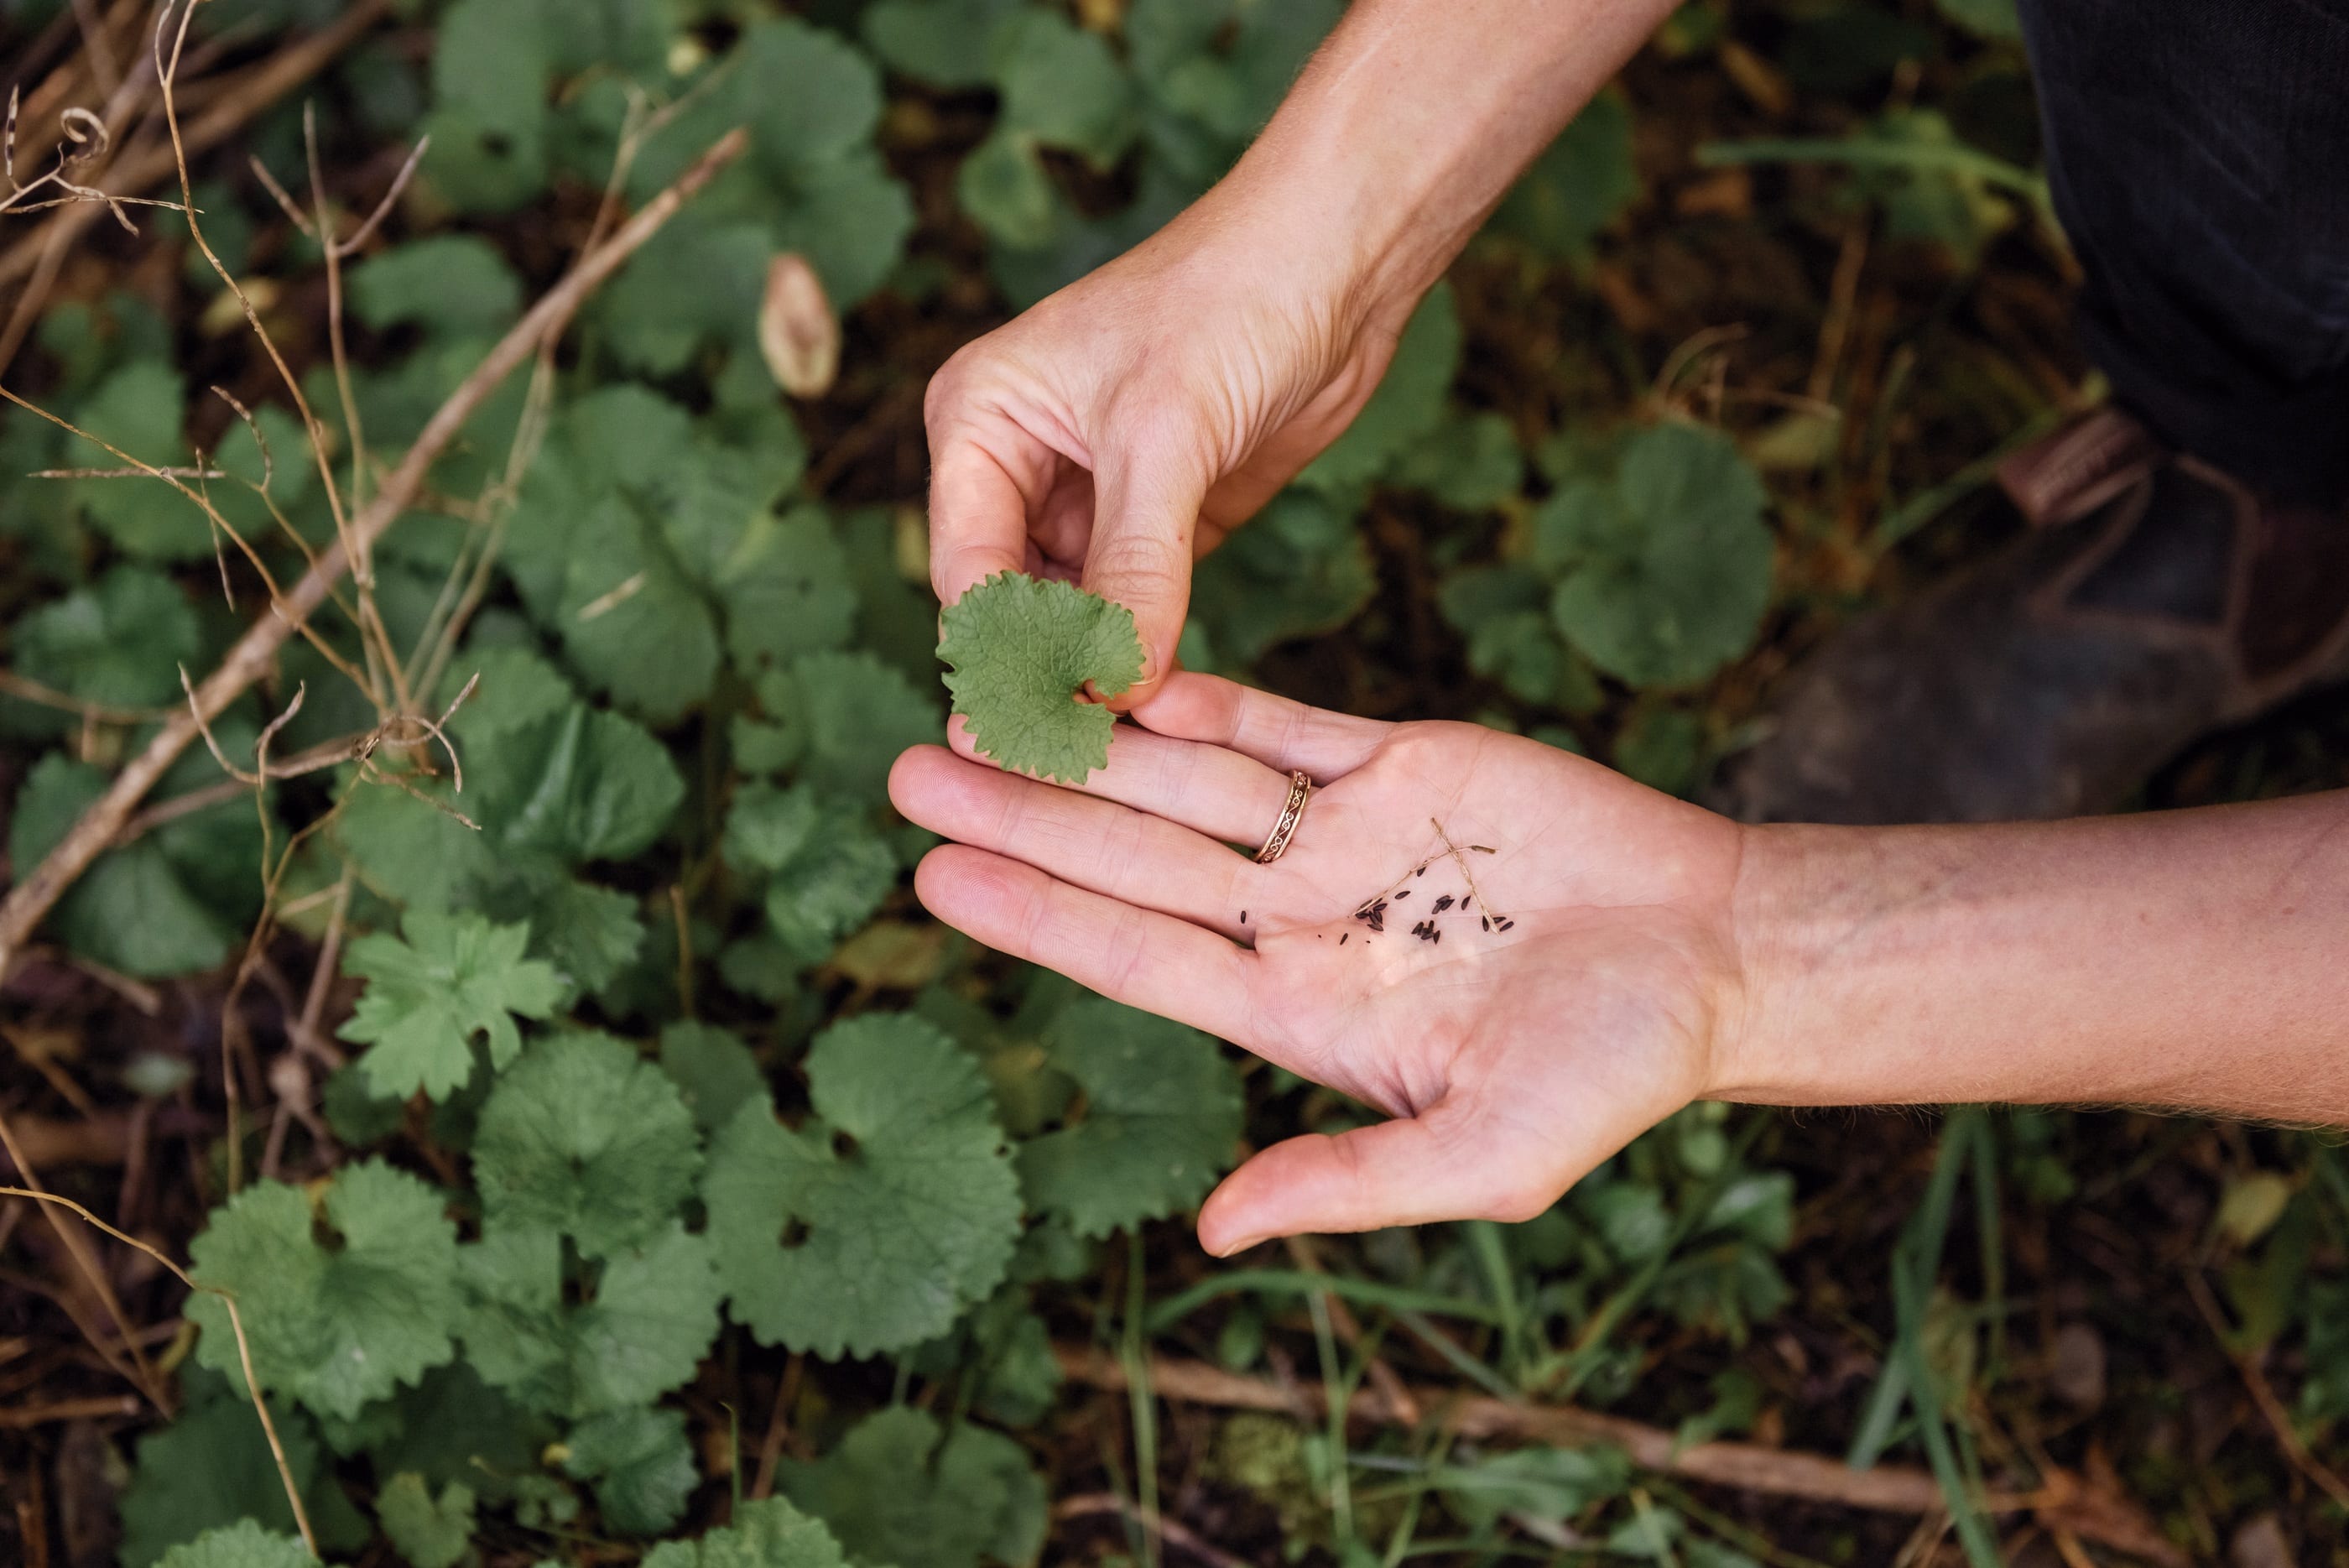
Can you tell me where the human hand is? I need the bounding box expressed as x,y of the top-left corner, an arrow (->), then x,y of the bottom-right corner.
888,674 -> 1753,1254
922,202 -> 1419,705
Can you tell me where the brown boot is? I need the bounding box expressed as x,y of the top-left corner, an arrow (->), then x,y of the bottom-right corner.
1714,409 -> 2349,825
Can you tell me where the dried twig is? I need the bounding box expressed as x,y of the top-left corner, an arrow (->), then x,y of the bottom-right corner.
0,0 -> 391,294
1056,1344 -> 2034,1517
0,1178 -> 314,1556
2185,1268 -> 2349,1513
1054,1493 -> 1253,1568
0,1109 -> 165,1413
0,126 -> 752,982
0,669 -> 169,725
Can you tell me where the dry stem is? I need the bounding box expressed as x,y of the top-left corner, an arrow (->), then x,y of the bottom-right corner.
1057,1343 -> 2027,1517
0,1175 -> 315,1555
0,125 -> 750,982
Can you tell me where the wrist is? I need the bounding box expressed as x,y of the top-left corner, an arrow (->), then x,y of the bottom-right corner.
1711,822 -> 1852,1106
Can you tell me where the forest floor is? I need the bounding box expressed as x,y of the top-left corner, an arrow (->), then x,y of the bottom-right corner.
3,3 -> 2346,1566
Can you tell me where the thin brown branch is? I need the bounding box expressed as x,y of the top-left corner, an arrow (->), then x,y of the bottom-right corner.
0,126 -> 752,982
0,0 -> 392,294
0,669 -> 169,724
0,1393 -> 143,1427
747,1352 -> 805,1502
1056,1345 -> 2034,1518
0,1109 -> 165,1414
2185,1268 -> 2349,1513
1055,1494 -> 1253,1568
0,1180 -> 315,1556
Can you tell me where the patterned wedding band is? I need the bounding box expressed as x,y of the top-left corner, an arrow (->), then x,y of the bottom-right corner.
1254,770 -> 1314,864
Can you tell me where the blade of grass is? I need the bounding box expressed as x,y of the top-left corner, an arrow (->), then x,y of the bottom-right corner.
1307,1284 -> 1355,1550
1466,1221 -> 1527,1377
1883,1110 -> 2002,1568
1126,1232 -> 1162,1568
1147,1268 -> 1504,1334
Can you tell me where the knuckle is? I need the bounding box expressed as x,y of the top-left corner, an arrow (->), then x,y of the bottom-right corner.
1086,533 -> 1187,597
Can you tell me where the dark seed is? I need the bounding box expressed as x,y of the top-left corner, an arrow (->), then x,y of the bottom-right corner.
1415,865 -> 1426,877
1340,933 -> 1349,945
1433,929 -> 1442,944
1394,890 -> 1409,900
1462,896 -> 1472,910
1498,919 -> 1515,931
1431,894 -> 1454,913
1240,910 -> 1247,924
1481,915 -> 1491,931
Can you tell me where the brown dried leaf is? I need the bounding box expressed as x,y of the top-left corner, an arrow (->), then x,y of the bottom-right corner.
758,252 -> 840,399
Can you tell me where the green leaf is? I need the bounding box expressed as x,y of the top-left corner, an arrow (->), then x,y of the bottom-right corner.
1393,409 -> 1525,513
1935,0 -> 2021,39
1295,283 -> 1461,490
1435,1444 -> 1631,1530
1850,108 -> 2019,267
460,1221 -> 721,1419
565,1404 -> 699,1534
623,18 -> 912,309
186,1160 -> 462,1421
155,1523 -> 320,1568
719,507 -> 858,670
937,572 -> 1143,784
7,752 -> 258,978
378,1472 -> 477,1568
1489,90 -> 1638,265
544,496 -> 723,721
360,1364 -> 551,1505
780,1407 -> 1044,1568
593,215 -> 773,377
331,772 -> 503,913
1190,488 -> 1377,667
993,10 -> 1138,167
506,877 -> 645,996
1537,423 -> 1774,688
471,1032 -> 703,1258
1438,565 -> 1585,708
643,1498 -> 857,1568
907,1285 -> 1063,1428
1018,998 -> 1242,1238
119,1373 -> 360,1568
772,150 -> 918,313
339,910 -> 564,1102
69,360 -> 203,559
863,0 -> 1021,89
659,1021 -> 767,1133
722,782 -> 898,963
464,698 -> 687,863
6,565 -> 198,720
421,0 -> 551,211
956,128 -> 1065,251
349,235 -> 523,338
703,1013 -> 1022,1357
739,649 -> 938,800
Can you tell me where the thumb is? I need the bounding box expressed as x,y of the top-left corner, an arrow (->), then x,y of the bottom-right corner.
1195,1102 -> 1558,1256
1085,441 -> 1207,708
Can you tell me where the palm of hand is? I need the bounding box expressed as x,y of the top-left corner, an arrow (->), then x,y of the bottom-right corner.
891,674 -> 1747,1254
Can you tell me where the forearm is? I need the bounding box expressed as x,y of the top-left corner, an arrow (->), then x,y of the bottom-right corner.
1722,794 -> 2349,1123
1201,0 -> 1677,315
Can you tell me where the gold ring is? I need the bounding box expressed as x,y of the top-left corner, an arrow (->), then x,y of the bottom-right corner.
1254,770 -> 1312,864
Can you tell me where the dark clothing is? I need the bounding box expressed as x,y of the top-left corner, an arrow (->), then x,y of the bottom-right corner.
2020,0 -> 2349,504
